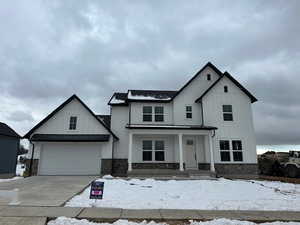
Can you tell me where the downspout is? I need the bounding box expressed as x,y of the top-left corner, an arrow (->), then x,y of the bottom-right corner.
201,100 -> 204,126
129,102 -> 131,125
29,140 -> 35,177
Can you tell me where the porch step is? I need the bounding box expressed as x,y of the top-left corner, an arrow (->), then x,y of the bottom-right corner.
128,169 -> 216,179
187,169 -> 216,178
128,169 -> 188,177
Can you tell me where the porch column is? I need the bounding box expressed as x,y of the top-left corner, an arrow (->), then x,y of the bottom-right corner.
208,131 -> 215,172
128,132 -> 133,171
178,133 -> 184,171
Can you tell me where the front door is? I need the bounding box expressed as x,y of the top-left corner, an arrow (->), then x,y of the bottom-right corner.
185,137 -> 197,169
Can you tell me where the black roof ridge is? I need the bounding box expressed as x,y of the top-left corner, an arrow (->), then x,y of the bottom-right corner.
195,71 -> 257,103
24,94 -> 118,140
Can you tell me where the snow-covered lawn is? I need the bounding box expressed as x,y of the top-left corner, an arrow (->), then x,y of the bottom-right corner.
66,178 -> 300,211
48,217 -> 300,225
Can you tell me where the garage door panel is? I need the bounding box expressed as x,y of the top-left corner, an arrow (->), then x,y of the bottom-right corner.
39,143 -> 101,175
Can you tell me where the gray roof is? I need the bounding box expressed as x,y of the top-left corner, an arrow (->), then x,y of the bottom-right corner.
31,134 -> 110,142
0,122 -> 20,138
96,115 -> 111,128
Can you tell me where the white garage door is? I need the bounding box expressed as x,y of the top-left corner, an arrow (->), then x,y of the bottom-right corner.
39,143 -> 102,175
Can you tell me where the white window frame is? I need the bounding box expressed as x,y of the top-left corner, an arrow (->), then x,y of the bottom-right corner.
222,105 -> 233,121
142,105 -> 165,122
185,105 -> 192,119
219,138 -> 244,163
69,116 -> 77,130
142,139 -> 165,162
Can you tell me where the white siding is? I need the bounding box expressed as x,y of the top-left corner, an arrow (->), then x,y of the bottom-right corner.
130,102 -> 173,124
34,98 -> 109,135
173,66 -> 220,125
110,106 -> 129,158
202,76 -> 257,163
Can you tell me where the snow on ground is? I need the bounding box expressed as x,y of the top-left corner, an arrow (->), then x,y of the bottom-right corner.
48,217 -> 300,225
0,176 -> 23,183
66,178 -> 300,211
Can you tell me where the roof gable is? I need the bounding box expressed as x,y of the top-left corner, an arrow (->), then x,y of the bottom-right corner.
195,72 -> 257,103
24,95 -> 118,140
0,122 -> 20,138
171,62 -> 223,100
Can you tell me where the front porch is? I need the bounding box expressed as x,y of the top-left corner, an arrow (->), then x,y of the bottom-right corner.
126,125 -> 217,177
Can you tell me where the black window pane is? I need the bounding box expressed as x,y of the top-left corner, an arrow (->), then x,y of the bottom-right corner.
223,113 -> 233,121
155,151 -> 165,161
143,114 -> 152,122
233,152 -> 243,161
155,106 -> 163,114
143,106 -> 152,113
143,151 -> 152,161
232,140 -> 242,150
186,106 -> 192,112
223,105 -> 232,112
207,74 -> 211,80
224,86 -> 228,93
69,116 -> 77,130
155,141 -> 164,150
186,112 -> 192,118
155,114 -> 164,122
220,140 -> 229,150
142,140 -> 152,150
220,152 -> 230,161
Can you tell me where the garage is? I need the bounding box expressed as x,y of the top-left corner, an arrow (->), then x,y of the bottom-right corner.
39,142 -> 102,175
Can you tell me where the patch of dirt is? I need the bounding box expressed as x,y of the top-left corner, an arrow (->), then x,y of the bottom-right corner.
258,175 -> 300,184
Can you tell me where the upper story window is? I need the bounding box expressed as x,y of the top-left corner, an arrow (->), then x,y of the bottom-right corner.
207,74 -> 211,81
222,105 -> 233,121
155,106 -> 164,122
186,106 -> 192,119
69,116 -> 77,130
143,106 -> 164,122
143,106 -> 152,122
224,86 -> 228,93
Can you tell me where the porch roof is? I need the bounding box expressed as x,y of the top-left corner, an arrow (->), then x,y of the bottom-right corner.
31,134 -> 110,142
126,124 -> 217,130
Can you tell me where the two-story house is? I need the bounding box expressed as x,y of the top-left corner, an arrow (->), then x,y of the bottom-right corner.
24,62 -> 258,177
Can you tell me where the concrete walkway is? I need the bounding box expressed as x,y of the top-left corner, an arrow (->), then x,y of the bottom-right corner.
0,206 -> 300,223
0,216 -> 46,225
0,176 -> 97,206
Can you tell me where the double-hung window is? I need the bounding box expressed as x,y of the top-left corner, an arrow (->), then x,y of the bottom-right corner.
219,140 -> 230,161
142,140 -> 152,161
219,139 -> 243,162
143,106 -> 164,122
69,116 -> 77,130
232,140 -> 243,161
186,106 -> 192,119
142,140 -> 165,161
155,106 -> 164,122
143,106 -> 152,122
223,105 -> 233,121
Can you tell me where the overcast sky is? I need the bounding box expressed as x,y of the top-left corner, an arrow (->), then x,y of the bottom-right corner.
0,1 -> 300,147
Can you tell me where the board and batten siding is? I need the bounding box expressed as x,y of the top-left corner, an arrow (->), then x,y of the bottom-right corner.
110,106 -> 129,158
34,98 -> 109,135
173,66 -> 220,125
202,76 -> 257,164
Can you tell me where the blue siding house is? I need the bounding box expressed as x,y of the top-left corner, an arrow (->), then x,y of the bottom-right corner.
0,122 -> 20,178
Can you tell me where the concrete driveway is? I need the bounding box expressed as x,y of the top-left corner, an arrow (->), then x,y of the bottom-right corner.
0,176 -> 97,207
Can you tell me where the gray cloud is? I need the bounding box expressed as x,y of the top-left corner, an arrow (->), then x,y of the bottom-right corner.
0,0 -> 300,145
6,111 -> 34,122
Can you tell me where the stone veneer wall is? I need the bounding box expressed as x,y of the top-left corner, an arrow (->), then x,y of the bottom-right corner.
198,163 -> 258,175
132,163 -> 180,170
101,159 -> 128,177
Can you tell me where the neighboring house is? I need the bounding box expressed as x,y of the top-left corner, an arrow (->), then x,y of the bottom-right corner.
0,122 -> 20,178
24,62 -> 258,177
